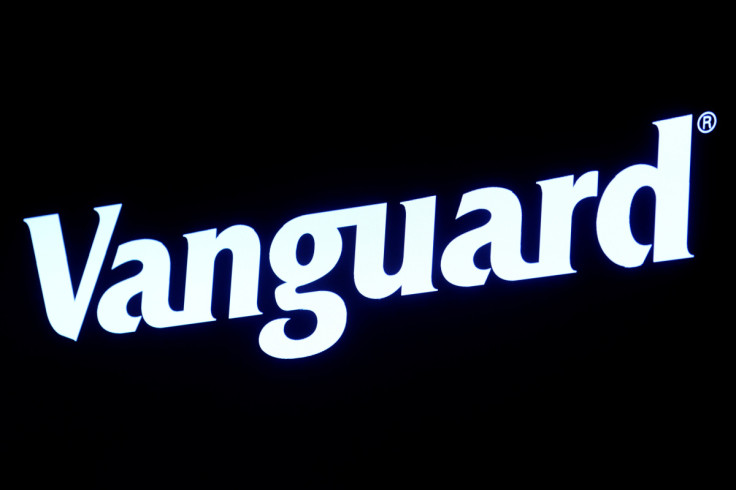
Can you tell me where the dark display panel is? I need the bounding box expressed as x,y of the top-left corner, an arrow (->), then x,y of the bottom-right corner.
5,47 -> 727,484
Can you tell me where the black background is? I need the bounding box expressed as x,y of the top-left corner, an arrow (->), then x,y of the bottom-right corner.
3,21 -> 729,485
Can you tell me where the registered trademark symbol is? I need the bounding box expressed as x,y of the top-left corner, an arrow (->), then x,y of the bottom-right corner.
697,111 -> 717,134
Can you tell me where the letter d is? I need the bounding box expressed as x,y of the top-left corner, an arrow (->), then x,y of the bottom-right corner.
597,115 -> 694,267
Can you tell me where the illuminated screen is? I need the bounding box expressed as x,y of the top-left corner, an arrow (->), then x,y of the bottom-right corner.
5,59 -> 726,484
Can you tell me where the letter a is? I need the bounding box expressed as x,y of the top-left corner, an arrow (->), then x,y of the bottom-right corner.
24,204 -> 121,340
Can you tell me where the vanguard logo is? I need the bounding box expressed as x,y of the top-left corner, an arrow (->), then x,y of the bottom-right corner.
24,114 -> 695,359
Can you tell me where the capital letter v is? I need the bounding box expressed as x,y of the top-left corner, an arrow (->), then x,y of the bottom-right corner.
24,204 -> 122,340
